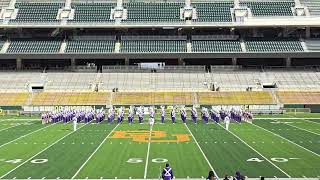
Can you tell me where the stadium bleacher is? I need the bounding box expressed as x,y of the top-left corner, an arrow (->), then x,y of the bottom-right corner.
11,3 -> 64,23
31,92 -> 110,105
198,91 -> 274,105
300,0 -> 320,16
0,0 -> 10,8
241,1 -> 294,16
65,36 -> 116,53
245,38 -> 304,52
112,92 -> 194,105
192,40 -> 242,52
0,93 -> 29,106
277,91 -> 320,104
7,39 -> 62,53
70,3 -> 115,22
304,39 -> 320,51
192,2 -> 233,22
121,36 -> 187,53
123,2 -> 183,22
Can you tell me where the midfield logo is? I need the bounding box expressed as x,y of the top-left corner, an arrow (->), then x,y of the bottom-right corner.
111,130 -> 191,143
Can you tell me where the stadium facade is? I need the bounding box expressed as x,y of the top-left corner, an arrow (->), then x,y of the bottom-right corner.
0,0 -> 320,113
0,0 -> 319,69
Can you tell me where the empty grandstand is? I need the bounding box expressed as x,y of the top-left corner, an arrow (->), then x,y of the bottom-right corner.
70,3 -> 115,22
123,2 -> 183,22
192,2 -> 233,22
11,3 -> 64,23
121,36 -> 187,53
241,1 -> 295,16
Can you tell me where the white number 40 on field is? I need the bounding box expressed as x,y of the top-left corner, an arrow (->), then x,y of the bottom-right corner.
247,157 -> 299,163
0,158 -> 48,164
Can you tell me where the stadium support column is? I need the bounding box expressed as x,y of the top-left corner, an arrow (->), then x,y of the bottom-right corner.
178,58 -> 185,65
232,58 -> 237,66
125,58 -> 129,65
71,58 -> 76,70
16,58 -> 22,70
306,27 -> 311,38
286,57 -> 291,67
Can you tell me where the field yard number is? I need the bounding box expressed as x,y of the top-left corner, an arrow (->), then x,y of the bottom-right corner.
246,158 -> 264,163
127,158 -> 168,164
4,159 -> 23,164
0,158 -> 48,164
247,157 -> 298,163
30,159 -> 48,164
126,158 -> 143,163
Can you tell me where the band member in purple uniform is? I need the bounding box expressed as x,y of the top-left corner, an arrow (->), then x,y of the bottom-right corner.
149,106 -> 155,119
117,107 -> 124,124
180,107 -> 187,123
171,108 -> 176,124
128,106 -> 134,124
160,106 -> 165,123
138,106 -> 144,124
191,106 -> 198,124
162,163 -> 174,180
202,107 -> 209,124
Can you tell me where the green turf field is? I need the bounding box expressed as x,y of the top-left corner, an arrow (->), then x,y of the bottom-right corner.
0,114 -> 319,179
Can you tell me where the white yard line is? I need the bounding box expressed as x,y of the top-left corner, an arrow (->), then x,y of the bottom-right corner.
218,124 -> 291,178
28,177 -> 319,180
7,178 -> 319,180
0,123 -> 54,149
286,115 -> 320,125
0,123 -> 22,132
254,118 -> 320,120
250,123 -> 320,157
0,118 -> 40,121
143,125 -> 152,179
0,124 -> 87,179
184,123 -> 219,179
72,124 -> 120,179
283,123 -> 320,136
300,119 -> 320,125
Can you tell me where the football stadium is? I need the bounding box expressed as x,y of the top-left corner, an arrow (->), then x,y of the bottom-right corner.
0,0 -> 320,179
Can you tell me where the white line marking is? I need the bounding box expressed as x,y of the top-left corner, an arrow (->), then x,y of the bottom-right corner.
254,118 -> 320,120
184,124 -> 219,179
218,124 -> 291,178
251,123 -> 320,157
72,124 -> 120,179
301,119 -> 320,125
0,123 -> 55,149
144,124 -> 152,179
0,124 -> 22,132
0,124 -> 87,179
284,123 -> 320,136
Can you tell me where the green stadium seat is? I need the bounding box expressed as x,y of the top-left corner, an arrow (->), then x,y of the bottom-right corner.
7,39 -> 62,53
241,2 -> 294,16
193,2 -> 233,22
70,3 -> 115,23
123,2 -> 184,22
300,0 -> 320,16
121,40 -> 187,53
245,38 -> 304,52
11,3 -> 64,23
66,40 -> 115,53
192,40 -> 242,52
